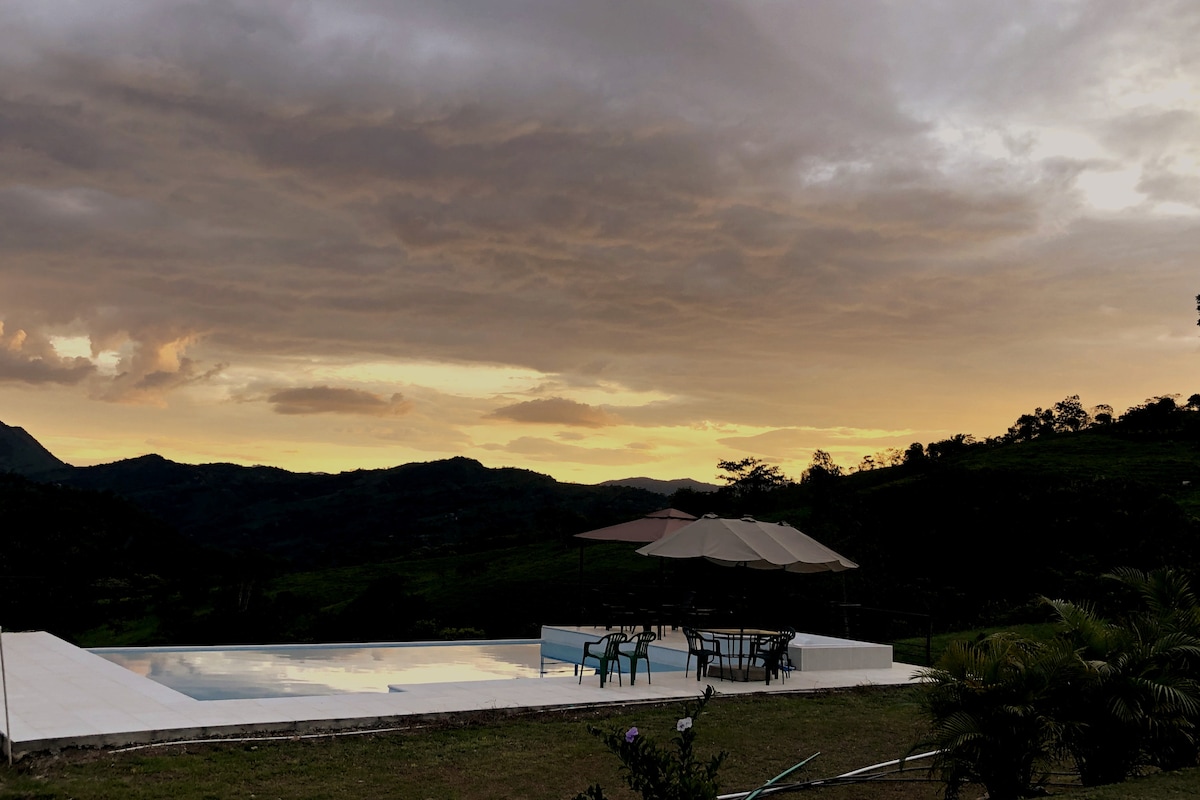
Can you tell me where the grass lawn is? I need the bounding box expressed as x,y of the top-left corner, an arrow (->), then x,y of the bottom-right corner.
892,621 -> 1062,666
3,685 -> 1200,800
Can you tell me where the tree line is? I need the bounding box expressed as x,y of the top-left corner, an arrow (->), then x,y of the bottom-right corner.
712,392 -> 1200,486
665,390 -> 1200,634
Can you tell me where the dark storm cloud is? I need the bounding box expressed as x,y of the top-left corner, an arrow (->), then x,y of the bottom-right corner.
0,96 -> 109,170
0,186 -> 165,249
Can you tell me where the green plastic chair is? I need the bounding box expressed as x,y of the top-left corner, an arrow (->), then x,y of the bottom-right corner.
619,631 -> 657,685
752,629 -> 795,685
682,626 -> 725,681
580,632 -> 627,687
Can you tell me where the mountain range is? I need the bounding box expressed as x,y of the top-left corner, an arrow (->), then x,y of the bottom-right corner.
597,476 -> 721,494
0,420 -> 712,564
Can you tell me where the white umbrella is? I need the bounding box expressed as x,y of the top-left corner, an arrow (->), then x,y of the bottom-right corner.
636,514 -> 857,573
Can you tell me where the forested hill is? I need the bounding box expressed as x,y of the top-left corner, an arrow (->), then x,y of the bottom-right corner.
667,396 -> 1200,630
0,442 -> 668,643
0,472 -> 201,637
3,396 -> 1200,645
16,452 -> 665,566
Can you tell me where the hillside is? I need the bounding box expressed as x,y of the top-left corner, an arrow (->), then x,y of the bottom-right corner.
237,413 -> 1200,644
25,452 -> 666,566
0,420 -> 66,474
0,425 -> 670,643
717,411 -> 1200,631
3,402 -> 1200,646
0,472 -> 204,639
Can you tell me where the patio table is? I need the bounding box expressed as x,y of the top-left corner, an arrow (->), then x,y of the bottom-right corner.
699,628 -> 781,682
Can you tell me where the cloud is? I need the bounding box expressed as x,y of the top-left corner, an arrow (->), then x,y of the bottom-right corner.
486,397 -> 621,428
0,322 -> 95,385
268,386 -> 415,417
90,332 -> 226,406
717,426 -> 921,459
0,1 -> 1199,479
480,436 -> 657,467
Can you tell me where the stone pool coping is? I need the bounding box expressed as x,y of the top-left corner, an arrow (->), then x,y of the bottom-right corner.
0,629 -> 921,759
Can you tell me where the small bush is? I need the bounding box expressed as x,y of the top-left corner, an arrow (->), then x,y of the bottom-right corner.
575,685 -> 726,800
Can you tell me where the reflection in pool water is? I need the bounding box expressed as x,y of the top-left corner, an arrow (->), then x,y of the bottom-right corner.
92,641 -> 579,700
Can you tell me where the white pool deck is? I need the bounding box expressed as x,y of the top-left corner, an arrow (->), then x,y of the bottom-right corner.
0,627 -> 922,759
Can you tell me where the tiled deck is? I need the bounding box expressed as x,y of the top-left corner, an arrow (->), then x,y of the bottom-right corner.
0,629 -> 921,759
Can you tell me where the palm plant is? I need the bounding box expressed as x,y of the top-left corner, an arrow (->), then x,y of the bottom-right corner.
918,568 -> 1200,798
1110,566 -> 1200,637
1045,599 -> 1146,785
1047,568 -> 1200,784
917,632 -> 1063,800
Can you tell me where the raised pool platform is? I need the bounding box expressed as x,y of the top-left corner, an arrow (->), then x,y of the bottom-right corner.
0,629 -> 920,759
541,626 -> 893,673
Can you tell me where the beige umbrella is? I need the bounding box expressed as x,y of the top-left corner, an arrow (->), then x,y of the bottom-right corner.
636,514 -> 857,573
574,508 -> 698,544
574,509 -> 699,630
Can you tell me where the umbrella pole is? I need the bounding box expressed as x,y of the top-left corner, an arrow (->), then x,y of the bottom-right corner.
657,558 -> 665,637
839,573 -> 851,638
578,545 -> 585,627
0,626 -> 11,766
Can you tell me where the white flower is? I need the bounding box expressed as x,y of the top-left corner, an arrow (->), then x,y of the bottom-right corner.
676,717 -> 693,732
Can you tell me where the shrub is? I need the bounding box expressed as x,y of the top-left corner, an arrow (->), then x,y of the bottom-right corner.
574,685 -> 726,800
917,633 -> 1062,800
917,568 -> 1200,798
1047,568 -> 1200,783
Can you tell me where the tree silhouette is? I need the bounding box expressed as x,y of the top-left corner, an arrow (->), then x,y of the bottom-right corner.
801,449 -> 844,483
1052,395 -> 1091,432
715,457 -> 792,495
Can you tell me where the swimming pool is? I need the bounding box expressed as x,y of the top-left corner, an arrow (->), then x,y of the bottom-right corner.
91,640 -> 583,701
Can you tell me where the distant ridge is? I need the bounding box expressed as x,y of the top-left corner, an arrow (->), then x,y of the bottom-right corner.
0,421 -> 67,476
597,476 -> 719,495
0,421 -> 667,568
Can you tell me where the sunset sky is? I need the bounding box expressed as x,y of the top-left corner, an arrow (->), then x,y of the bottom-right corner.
1,1 -> 1197,485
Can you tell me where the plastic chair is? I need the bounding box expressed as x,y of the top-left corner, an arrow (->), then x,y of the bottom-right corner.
619,631 -> 657,685
682,627 -> 725,681
752,629 -> 795,685
776,626 -> 796,676
579,632 -> 627,687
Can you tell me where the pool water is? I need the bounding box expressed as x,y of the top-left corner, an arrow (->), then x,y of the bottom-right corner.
91,640 -> 581,701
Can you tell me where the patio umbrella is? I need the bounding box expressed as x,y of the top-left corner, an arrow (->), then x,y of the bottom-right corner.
635,514 -> 857,573
573,508 -> 698,544
573,509 -> 698,629
637,514 -> 856,634
573,507 -> 697,585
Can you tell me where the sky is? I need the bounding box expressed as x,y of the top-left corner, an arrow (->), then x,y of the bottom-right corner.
1,0 -> 1198,485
